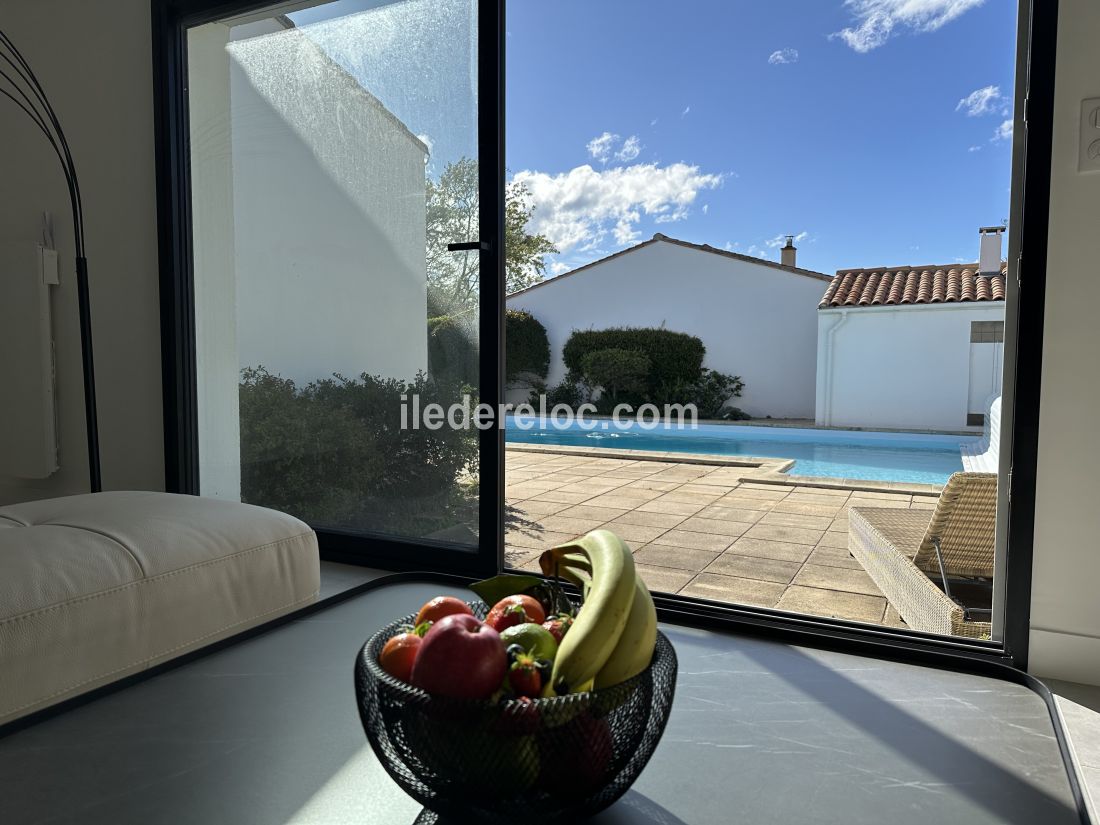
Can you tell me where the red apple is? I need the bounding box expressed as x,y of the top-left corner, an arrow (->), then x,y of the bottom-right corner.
410,614 -> 506,700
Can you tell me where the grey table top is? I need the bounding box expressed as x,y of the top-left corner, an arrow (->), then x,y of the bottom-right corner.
0,577 -> 1087,824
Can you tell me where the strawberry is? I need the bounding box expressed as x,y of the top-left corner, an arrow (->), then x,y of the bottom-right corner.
541,614 -> 574,644
508,653 -> 542,698
485,602 -> 530,633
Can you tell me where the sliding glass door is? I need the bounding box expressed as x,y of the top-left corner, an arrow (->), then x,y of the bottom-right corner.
165,0 -> 503,572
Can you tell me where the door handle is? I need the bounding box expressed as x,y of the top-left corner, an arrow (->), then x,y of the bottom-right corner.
446,241 -> 490,252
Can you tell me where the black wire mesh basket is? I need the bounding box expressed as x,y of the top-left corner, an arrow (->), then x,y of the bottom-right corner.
354,602 -> 677,824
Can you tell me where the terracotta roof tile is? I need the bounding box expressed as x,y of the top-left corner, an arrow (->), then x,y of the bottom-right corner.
818,262 -> 1008,309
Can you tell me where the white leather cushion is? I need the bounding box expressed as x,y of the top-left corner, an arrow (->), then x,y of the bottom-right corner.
0,492 -> 319,725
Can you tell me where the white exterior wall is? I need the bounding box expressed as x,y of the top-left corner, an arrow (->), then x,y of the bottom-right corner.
506,241 -> 828,418
228,23 -> 428,386
815,303 -> 1005,432
188,21 -> 430,499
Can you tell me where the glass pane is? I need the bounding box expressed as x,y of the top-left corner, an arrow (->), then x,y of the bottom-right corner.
504,1 -> 1012,640
188,0 -> 481,545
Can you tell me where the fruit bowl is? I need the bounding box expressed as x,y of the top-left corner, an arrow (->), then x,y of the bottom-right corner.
354,602 -> 677,824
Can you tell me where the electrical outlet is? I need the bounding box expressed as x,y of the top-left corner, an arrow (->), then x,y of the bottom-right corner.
1080,98 -> 1100,173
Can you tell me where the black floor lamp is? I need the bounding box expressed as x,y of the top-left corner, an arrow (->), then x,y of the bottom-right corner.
1,29 -> 101,493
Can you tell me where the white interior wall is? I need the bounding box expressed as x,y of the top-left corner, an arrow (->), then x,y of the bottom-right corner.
816,303 -> 1005,432
506,241 -> 828,419
1027,0 -> 1100,685
0,0 -> 164,503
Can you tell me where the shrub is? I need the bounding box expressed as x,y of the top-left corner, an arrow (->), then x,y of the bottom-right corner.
690,369 -> 746,419
562,327 -> 705,403
505,309 -> 550,383
529,372 -> 592,409
579,348 -> 650,403
428,315 -> 479,387
239,367 -> 477,535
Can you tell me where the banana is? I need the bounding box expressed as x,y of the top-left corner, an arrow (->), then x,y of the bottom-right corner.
538,530 -> 636,696
594,575 -> 657,689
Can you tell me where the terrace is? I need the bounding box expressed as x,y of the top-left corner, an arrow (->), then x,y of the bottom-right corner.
505,446 -> 938,628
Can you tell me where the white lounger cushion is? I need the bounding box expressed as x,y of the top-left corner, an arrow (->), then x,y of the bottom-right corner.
0,491 -> 319,725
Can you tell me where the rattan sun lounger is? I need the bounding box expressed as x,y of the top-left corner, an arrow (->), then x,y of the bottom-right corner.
848,473 -> 996,638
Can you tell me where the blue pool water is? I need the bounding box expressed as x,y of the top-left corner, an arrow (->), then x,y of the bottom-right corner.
505,418 -> 976,485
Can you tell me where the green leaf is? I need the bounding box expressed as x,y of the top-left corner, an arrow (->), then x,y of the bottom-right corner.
469,574 -> 545,606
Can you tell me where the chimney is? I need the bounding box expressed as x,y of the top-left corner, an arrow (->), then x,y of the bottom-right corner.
780,235 -> 797,268
978,226 -> 1005,276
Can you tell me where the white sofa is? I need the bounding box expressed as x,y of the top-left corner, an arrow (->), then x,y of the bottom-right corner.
0,491 -> 319,725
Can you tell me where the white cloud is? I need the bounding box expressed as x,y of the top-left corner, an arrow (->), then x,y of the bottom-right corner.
833,0 -> 985,53
548,261 -> 571,276
511,162 -> 724,254
416,133 -> 434,155
968,144 -> 982,152
956,85 -> 1004,116
650,118 -> 659,126
586,132 -> 619,163
992,119 -> 1013,142
616,135 -> 642,162
768,48 -> 799,65
702,204 -> 709,215
681,106 -> 691,118
765,231 -> 809,248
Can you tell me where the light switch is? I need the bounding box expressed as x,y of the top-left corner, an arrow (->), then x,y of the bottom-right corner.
1080,97 -> 1100,173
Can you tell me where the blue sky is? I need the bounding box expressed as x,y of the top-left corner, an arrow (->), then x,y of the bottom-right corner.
290,0 -> 1018,278
506,0 -> 1018,277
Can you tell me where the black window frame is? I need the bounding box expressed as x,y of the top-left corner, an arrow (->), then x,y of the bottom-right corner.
153,0 -> 1058,669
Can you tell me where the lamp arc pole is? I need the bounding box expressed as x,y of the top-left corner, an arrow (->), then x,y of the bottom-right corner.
1,29 -> 101,493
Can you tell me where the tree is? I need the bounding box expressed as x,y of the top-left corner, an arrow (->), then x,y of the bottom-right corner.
426,157 -> 558,311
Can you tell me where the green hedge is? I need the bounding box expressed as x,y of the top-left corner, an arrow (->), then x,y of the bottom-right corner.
505,309 -> 550,382
427,315 -> 478,387
563,327 -> 706,402
579,348 -> 650,401
239,367 -> 477,535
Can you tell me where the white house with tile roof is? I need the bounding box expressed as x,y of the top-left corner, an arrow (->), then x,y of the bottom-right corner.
815,228 -> 1007,432
506,234 -> 832,418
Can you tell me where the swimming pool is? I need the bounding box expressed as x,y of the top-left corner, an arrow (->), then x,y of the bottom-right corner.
505,418 -> 978,485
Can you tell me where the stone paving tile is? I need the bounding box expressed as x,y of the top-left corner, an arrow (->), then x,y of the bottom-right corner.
704,553 -> 801,584
655,529 -> 738,553
636,499 -> 708,517
504,448 -> 948,632
815,531 -> 851,549
506,529 -> 577,550
806,545 -> 861,570
675,516 -> 754,537
793,563 -> 882,597
793,486 -> 851,497
757,511 -> 833,531
505,546 -> 539,567
585,493 -> 662,510
743,523 -> 826,546
612,509 -> 688,529
772,500 -> 846,518
716,495 -> 780,511
634,544 -> 721,572
537,515 -> 608,536
635,564 -> 695,594
509,498 -> 571,517
533,489 -> 595,505
784,492 -> 852,506
725,537 -> 815,564
775,585 -> 887,624
695,504 -> 765,524
680,573 -> 786,608
599,520 -> 670,543
555,504 -> 630,522
722,487 -> 788,502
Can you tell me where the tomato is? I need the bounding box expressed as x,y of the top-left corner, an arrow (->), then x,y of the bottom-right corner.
414,595 -> 474,626
378,632 -> 422,683
485,594 -> 546,631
